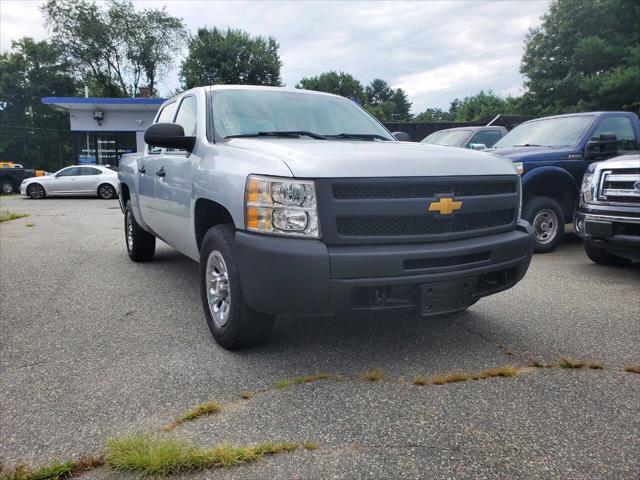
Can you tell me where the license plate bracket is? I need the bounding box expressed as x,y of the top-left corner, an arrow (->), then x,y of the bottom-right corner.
420,278 -> 476,316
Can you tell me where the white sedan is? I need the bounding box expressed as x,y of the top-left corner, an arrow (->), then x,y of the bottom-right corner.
20,165 -> 119,199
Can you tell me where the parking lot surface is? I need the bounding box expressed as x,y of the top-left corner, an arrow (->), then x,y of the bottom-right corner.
1,196 -> 639,479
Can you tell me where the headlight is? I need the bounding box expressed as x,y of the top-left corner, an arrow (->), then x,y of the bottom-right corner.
513,162 -> 524,176
245,175 -> 320,238
580,173 -> 595,205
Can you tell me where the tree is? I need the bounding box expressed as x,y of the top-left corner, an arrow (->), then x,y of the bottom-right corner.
520,0 -> 640,114
180,27 -> 282,89
448,90 -> 512,122
363,78 -> 412,122
41,0 -> 187,97
0,38 -> 78,170
413,108 -> 454,123
296,71 -> 365,103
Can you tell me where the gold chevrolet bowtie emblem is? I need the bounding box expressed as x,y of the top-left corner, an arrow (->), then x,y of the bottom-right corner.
428,197 -> 463,215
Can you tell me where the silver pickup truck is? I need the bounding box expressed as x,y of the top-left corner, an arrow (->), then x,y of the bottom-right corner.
119,85 -> 534,349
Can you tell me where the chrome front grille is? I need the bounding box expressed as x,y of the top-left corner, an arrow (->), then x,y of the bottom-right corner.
598,170 -> 640,204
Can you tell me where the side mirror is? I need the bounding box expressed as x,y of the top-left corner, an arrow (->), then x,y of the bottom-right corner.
469,143 -> 487,150
586,132 -> 617,160
392,131 -> 412,142
144,123 -> 196,152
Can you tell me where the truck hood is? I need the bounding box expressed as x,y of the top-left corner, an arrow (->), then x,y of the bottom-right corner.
226,138 -> 517,178
490,146 -> 580,162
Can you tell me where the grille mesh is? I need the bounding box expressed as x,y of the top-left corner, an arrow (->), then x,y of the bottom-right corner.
337,210 -> 515,236
333,181 -> 515,199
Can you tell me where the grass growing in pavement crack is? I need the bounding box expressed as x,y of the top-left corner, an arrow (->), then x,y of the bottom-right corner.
0,211 -> 29,223
0,454 -> 103,480
556,357 -> 603,369
105,435 -> 299,476
360,369 -> 383,382
624,365 -> 640,374
302,442 -> 318,450
240,391 -> 253,400
275,372 -> 331,389
413,366 -> 518,386
163,401 -> 222,431
25,223 -> 34,228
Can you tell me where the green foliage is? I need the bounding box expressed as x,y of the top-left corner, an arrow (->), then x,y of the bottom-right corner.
296,71 -> 365,104
180,27 -> 282,89
105,434 -> 298,475
297,75 -> 411,121
448,90 -> 514,122
413,108 -> 454,123
520,0 -> 640,114
0,38 -> 77,170
41,0 -> 187,97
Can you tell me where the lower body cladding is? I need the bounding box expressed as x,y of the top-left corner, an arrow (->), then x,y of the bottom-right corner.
235,221 -> 534,317
574,209 -> 640,262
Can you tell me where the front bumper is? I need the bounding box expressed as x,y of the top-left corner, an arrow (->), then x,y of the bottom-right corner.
20,183 -> 27,195
574,208 -> 640,257
235,220 -> 534,315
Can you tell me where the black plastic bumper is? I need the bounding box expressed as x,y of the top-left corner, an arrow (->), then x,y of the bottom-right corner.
235,220 -> 534,315
574,210 -> 640,256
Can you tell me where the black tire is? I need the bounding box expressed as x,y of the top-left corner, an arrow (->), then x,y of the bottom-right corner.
1,179 -> 15,194
523,196 -> 565,253
583,241 -> 631,266
200,224 -> 275,350
97,183 -> 117,199
27,183 -> 46,199
124,200 -> 155,262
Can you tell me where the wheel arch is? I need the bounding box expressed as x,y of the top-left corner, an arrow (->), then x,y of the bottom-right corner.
194,198 -> 235,252
522,166 -> 578,218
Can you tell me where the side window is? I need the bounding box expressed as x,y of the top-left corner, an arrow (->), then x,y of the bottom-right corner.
468,130 -> 503,148
148,102 -> 177,154
174,96 -> 197,136
57,167 -> 80,177
165,96 -> 197,154
79,167 -> 101,176
591,117 -> 638,152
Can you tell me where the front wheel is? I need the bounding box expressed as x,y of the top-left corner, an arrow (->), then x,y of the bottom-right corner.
98,183 -> 117,199
125,200 -> 155,262
523,196 -> 565,253
27,184 -> 45,199
583,241 -> 631,266
200,224 -> 274,350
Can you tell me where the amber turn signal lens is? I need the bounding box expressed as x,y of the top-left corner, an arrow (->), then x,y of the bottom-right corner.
246,179 -> 259,203
246,207 -> 259,229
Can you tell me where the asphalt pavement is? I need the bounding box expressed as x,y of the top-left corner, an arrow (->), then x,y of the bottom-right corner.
1,195 -> 638,479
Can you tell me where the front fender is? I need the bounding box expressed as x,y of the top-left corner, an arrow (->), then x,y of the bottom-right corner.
522,165 -> 579,197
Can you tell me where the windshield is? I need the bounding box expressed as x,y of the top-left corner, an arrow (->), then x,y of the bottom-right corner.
421,130 -> 471,146
493,115 -> 595,148
211,89 -> 394,140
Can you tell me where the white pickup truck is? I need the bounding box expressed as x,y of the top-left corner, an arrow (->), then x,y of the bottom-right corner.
119,85 -> 534,349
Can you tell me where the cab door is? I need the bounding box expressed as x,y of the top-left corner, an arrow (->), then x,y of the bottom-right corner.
138,101 -> 177,234
154,94 -> 200,257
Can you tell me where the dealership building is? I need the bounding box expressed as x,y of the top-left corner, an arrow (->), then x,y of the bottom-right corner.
42,97 -> 165,166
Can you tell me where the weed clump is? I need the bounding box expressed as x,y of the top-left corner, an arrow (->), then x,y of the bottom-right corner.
0,211 -> 29,223
413,365 -> 518,386
0,455 -> 103,480
275,372 -> 330,389
360,369 -> 383,382
164,401 -> 222,431
624,365 -> 640,374
105,435 -> 298,475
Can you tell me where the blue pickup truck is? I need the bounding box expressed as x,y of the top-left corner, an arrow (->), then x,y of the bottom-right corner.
490,112 -> 640,252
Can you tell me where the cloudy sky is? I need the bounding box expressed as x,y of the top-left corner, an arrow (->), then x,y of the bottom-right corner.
1,0 -> 550,113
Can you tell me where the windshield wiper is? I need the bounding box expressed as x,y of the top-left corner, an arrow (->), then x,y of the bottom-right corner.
512,143 -> 548,147
225,131 -> 328,140
325,133 -> 391,141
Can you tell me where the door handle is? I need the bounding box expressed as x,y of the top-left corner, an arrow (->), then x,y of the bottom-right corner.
155,167 -> 166,177
138,165 -> 146,174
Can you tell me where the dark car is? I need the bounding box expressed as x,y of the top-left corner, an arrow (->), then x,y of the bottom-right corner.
421,126 -> 507,149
